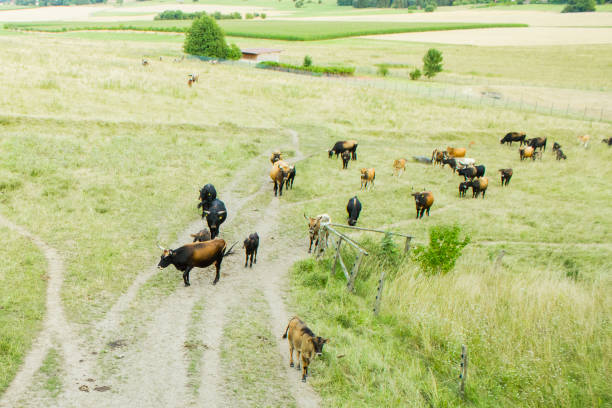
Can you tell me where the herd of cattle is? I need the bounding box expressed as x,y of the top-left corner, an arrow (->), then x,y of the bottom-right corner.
153,130 -> 611,383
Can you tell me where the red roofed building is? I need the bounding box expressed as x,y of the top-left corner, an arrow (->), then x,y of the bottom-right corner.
240,48 -> 282,63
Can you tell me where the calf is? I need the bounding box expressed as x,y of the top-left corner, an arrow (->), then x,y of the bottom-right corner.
304,214 -> 331,254
458,181 -> 469,197
527,137 -> 547,152
328,140 -> 358,160
202,199 -> 227,239
282,317 -> 329,383
142,58 -> 149,66
577,134 -> 590,148
519,146 -> 535,161
500,132 -> 526,146
603,138 -> 612,146
411,191 -> 434,219
285,165 -> 296,190
360,168 -> 375,190
346,196 -> 362,226
191,229 -> 211,242
157,238 -> 237,286
556,149 -> 567,160
441,157 -> 457,173
341,151 -> 350,169
471,177 -> 489,199
446,147 -> 466,158
243,233 -> 259,268
498,168 -> 513,186
392,158 -> 407,177
552,142 -> 562,153
198,184 -> 217,212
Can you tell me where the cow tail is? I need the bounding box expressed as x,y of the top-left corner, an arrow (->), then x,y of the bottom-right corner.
282,322 -> 290,339
223,241 -> 239,257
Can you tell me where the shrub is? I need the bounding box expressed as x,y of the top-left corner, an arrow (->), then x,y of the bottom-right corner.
377,64 -> 389,77
424,3 -> 435,11
183,15 -> 240,60
245,13 -> 254,19
257,61 -> 355,76
562,0 -> 595,12
412,225 -> 470,276
422,48 -> 443,78
295,0 -> 304,7
337,0 -> 353,4
261,13 -> 267,19
227,43 -> 242,60
409,68 -> 421,80
303,55 -> 312,67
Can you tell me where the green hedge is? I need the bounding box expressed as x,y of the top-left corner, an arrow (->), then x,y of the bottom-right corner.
256,61 -> 355,76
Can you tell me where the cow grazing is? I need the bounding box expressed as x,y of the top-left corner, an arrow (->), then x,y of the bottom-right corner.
499,168 -> 513,186
198,184 -> 217,212
328,140 -> 358,160
392,158 -> 407,177
519,146 -> 535,161
188,73 -> 199,87
457,165 -> 484,181
341,151 -> 350,169
441,157 -> 458,173
282,317 -> 329,383
458,181 -> 469,197
142,58 -> 149,66
412,191 -> 434,219
577,134 -> 590,148
270,150 -> 282,164
552,142 -> 562,153
243,233 -> 259,268
556,149 -> 567,160
202,199 -> 227,239
285,165 -> 296,190
603,138 -> 612,146
346,196 -> 361,226
191,229 -> 211,242
431,149 -> 445,166
304,214 -> 331,254
533,151 -> 542,160
456,158 -> 476,170
270,161 -> 290,197
360,168 -> 375,190
500,132 -> 526,146
471,177 -> 489,199
446,147 -> 466,158
157,238 -> 237,286
527,137 -> 547,152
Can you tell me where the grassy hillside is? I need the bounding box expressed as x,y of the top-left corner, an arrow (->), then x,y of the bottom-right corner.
0,28 -> 610,406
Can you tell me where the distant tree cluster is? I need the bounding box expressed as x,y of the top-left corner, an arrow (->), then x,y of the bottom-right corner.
339,0 -> 605,8
562,0 -> 596,12
155,10 -> 242,20
14,0 -> 104,5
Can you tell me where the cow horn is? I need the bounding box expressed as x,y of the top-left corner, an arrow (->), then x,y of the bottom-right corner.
203,210 -> 210,215
217,210 -> 226,214
303,213 -> 309,220
156,242 -> 166,251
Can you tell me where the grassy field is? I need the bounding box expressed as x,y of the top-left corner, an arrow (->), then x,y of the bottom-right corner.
0,24 -> 610,407
0,227 -> 47,395
3,20 -> 526,40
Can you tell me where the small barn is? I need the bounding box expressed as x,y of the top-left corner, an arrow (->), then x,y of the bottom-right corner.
240,48 -> 282,63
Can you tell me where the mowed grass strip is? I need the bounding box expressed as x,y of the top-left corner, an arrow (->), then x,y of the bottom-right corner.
0,226 -> 46,395
3,20 -> 527,40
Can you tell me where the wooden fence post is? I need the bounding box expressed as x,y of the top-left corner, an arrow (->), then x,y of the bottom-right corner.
404,236 -> 412,254
331,237 -> 343,275
460,344 -> 468,396
373,271 -> 385,316
347,253 -> 363,292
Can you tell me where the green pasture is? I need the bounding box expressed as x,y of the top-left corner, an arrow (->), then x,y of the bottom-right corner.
3,20 -> 526,41
0,26 -> 610,407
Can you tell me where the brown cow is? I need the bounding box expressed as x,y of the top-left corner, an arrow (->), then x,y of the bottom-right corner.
471,177 -> 488,198
519,146 -> 534,161
270,150 -> 282,164
411,191 -> 434,219
270,160 -> 290,196
446,147 -> 466,158
392,158 -> 407,177
556,149 -> 567,160
577,134 -> 590,148
191,229 -> 211,242
329,140 -> 358,160
431,149 -> 445,166
282,317 -> 329,383
360,168 -> 375,190
304,214 -> 330,254
499,168 -> 513,186
157,239 -> 237,286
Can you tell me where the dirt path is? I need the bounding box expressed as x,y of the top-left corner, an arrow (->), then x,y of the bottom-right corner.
0,216 -> 80,408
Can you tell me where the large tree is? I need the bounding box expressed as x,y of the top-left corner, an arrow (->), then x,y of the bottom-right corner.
183,15 -> 240,60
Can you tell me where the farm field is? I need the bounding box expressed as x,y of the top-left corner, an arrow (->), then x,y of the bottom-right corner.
0,7 -> 611,408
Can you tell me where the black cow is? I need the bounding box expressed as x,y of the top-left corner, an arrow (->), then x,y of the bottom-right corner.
441,157 -> 457,173
602,138 -> 612,146
285,166 -> 296,189
202,199 -> 226,239
341,151 -> 350,169
157,239 -> 237,286
346,196 -> 361,226
500,132 -> 526,146
552,142 -> 562,153
328,140 -> 358,160
527,137 -> 547,152
457,165 -> 485,181
243,233 -> 259,268
198,184 -> 217,212
458,181 -> 469,197
499,168 -> 513,186
556,149 -> 567,160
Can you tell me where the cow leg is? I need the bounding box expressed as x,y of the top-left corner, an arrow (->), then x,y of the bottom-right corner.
279,180 -> 284,196
301,359 -> 308,382
245,250 -> 248,268
289,343 -> 294,367
415,206 -> 419,219
482,190 -> 486,199
249,252 -> 254,268
212,257 -> 223,285
274,181 -> 278,197
183,266 -> 192,287
253,248 -> 257,264
308,237 -> 313,253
